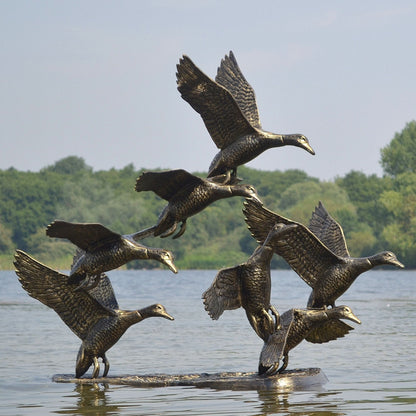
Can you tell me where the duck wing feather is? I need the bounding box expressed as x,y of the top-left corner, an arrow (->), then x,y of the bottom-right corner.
308,201 -> 350,257
305,319 -> 355,343
202,265 -> 243,320
243,199 -> 299,244
46,221 -> 121,252
215,51 -> 261,129
135,169 -> 203,201
14,250 -> 115,340
176,55 -> 258,150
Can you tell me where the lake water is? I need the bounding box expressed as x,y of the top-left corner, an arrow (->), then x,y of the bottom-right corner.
0,267 -> 415,415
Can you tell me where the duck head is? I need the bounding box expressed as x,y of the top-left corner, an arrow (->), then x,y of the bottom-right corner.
151,249 -> 178,274
369,251 -> 405,269
329,305 -> 361,324
231,184 -> 262,203
282,134 -> 315,155
138,304 -> 175,321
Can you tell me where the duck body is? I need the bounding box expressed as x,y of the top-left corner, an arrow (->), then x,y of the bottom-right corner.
259,305 -> 361,375
208,132 -> 296,178
243,199 -> 404,308
134,169 -> 261,239
75,309 -> 141,378
75,304 -> 173,378
306,257 -> 371,308
46,221 -> 177,287
176,51 -> 314,179
14,249 -> 174,378
202,225 -> 289,340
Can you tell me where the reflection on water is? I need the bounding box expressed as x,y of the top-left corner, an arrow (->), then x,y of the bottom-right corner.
1,269 -> 415,416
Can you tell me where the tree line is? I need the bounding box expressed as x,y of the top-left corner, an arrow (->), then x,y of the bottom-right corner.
1,121 -> 415,269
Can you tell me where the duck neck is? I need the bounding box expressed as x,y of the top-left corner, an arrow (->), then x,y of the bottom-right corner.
263,132 -> 284,147
119,310 -> 144,326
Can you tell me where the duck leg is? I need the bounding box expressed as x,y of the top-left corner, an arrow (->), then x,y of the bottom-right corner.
269,305 -> 281,330
278,354 -> 289,373
91,356 -> 100,379
102,354 -> 110,377
130,225 -> 158,241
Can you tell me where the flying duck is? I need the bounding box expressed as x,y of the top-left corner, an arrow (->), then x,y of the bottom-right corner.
259,305 -> 361,375
202,224 -> 289,341
243,199 -> 405,308
176,51 -> 315,179
46,221 -> 178,289
14,249 -> 174,379
133,169 -> 261,239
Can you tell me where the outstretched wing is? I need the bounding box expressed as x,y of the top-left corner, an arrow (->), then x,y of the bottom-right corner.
46,221 -> 121,251
135,169 -> 203,201
215,51 -> 261,129
202,266 -> 243,320
243,199 -> 342,288
243,199 -> 299,244
305,319 -> 355,343
308,201 -> 350,257
176,55 -> 257,149
14,250 -> 114,340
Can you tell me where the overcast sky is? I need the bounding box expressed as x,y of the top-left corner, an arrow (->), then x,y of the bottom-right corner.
1,1 -> 415,180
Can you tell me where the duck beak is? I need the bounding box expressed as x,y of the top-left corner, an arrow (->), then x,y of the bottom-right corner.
162,311 -> 175,321
249,192 -> 263,205
302,141 -> 315,155
165,260 -> 178,274
347,311 -> 361,325
391,259 -> 405,269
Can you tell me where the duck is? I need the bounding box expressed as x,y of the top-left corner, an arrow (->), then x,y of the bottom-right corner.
46,221 -> 178,289
202,224 -> 289,341
243,199 -> 405,308
176,51 -> 315,179
14,249 -> 174,379
259,305 -> 361,375
132,169 -> 261,239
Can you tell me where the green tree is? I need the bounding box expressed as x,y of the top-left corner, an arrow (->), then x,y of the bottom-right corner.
379,172 -> 416,267
380,120 -> 416,177
337,171 -> 393,238
43,156 -> 92,175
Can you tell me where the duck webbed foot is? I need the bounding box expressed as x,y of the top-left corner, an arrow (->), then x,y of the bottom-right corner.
172,220 -> 187,239
159,223 -> 177,238
258,361 -> 280,376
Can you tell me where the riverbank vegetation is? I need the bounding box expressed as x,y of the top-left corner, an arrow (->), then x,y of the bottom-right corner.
1,121 -> 415,269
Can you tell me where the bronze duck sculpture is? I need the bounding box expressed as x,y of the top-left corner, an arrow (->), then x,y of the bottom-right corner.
14,249 -> 174,378
243,199 -> 405,308
202,224 -> 289,341
176,51 -> 315,179
46,221 -> 178,289
133,169 -> 261,239
259,305 -> 361,375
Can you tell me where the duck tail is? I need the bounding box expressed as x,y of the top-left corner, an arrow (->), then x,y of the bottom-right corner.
258,331 -> 285,375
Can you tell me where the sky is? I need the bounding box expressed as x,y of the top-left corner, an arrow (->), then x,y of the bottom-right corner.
1,1 -> 415,181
